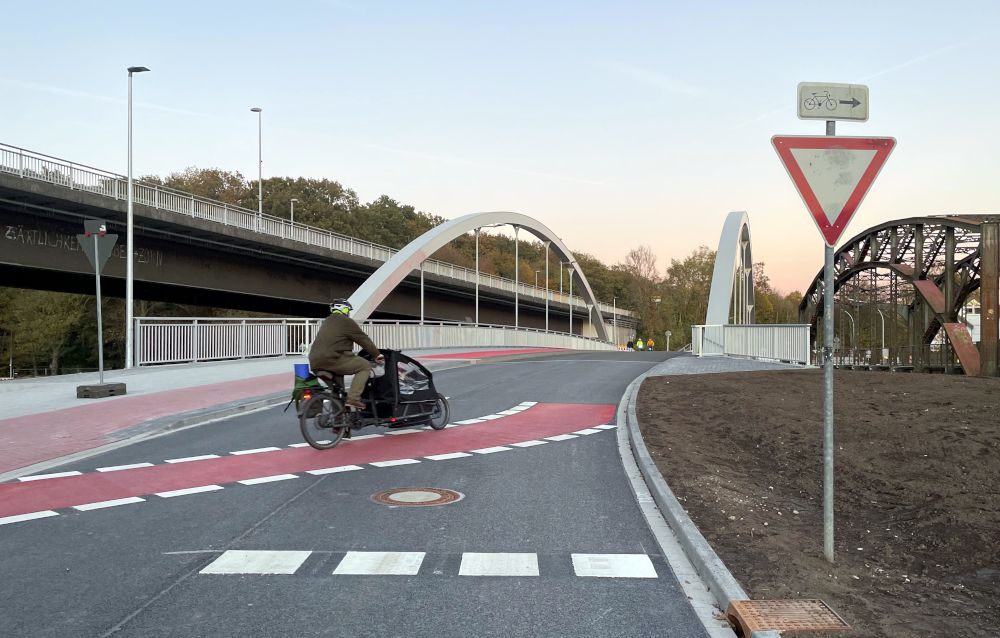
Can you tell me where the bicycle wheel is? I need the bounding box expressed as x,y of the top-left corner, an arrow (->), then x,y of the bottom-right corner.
428,393 -> 450,430
803,97 -> 818,111
299,394 -> 348,450
825,98 -> 837,111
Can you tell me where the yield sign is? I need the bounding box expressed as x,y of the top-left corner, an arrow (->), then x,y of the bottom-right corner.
772,136 -> 896,246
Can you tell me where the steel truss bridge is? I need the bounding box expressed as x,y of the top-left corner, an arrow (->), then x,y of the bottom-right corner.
798,215 -> 997,376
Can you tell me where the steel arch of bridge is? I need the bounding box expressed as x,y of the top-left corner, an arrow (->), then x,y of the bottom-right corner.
349,211 -> 611,342
706,211 -> 756,325
798,215 -> 988,375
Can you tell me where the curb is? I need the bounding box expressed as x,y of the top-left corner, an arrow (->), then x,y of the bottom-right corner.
622,367 -> 781,638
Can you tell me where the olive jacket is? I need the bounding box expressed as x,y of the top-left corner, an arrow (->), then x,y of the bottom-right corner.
308,313 -> 381,372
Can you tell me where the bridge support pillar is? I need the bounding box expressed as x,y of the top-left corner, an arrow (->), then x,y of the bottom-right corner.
980,220 -> 999,377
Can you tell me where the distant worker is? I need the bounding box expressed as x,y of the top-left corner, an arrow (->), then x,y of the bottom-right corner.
636,338 -> 644,351
646,338 -> 655,352
308,299 -> 384,409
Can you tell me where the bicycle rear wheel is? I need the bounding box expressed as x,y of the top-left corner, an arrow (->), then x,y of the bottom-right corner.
428,393 -> 450,430
299,394 -> 348,450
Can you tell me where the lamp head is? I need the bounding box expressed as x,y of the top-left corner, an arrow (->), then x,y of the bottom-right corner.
250,107 -> 262,113
127,66 -> 150,74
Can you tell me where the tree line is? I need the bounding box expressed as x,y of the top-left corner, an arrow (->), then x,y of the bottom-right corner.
0,166 -> 801,375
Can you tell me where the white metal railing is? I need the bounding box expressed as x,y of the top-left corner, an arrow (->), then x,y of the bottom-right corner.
691,324 -> 811,365
134,317 -> 614,365
0,142 -> 631,318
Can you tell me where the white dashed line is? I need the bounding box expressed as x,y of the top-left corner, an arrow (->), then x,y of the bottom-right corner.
287,443 -> 310,448
385,429 -> 423,435
544,434 -> 578,442
347,434 -> 384,441
594,424 -> 617,430
572,428 -> 601,435
508,440 -> 546,448
369,459 -> 420,467
496,410 -> 521,415
73,497 -> 146,511
96,463 -> 155,472
201,550 -> 312,575
164,454 -> 221,463
452,419 -> 485,425
237,474 -> 299,485
18,471 -> 82,482
333,551 -> 425,575
478,414 -> 505,421
571,554 -> 658,578
0,510 -> 59,525
425,452 -> 473,461
230,447 -> 282,456
518,402 -> 538,406
305,465 -> 364,475
155,485 -> 224,498
471,446 -> 512,454
459,553 -> 539,577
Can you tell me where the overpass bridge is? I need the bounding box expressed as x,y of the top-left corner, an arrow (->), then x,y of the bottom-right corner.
0,143 -> 635,341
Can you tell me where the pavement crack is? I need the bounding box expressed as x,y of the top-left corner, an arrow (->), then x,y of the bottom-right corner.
95,474 -> 330,638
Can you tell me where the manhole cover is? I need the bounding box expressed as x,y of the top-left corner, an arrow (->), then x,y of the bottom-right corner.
371,488 -> 464,507
727,599 -> 851,634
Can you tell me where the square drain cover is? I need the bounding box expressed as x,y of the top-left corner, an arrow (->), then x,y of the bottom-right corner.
727,599 -> 851,634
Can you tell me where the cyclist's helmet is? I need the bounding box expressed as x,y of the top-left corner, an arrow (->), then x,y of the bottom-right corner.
330,299 -> 353,315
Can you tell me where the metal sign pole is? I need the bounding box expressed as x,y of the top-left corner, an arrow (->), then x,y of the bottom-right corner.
823,118 -> 836,563
94,233 -> 105,386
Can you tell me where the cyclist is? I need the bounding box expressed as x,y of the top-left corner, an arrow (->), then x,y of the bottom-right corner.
646,338 -> 655,352
308,299 -> 384,409
636,338 -> 644,351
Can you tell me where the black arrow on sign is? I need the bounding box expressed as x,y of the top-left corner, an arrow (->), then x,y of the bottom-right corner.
839,98 -> 861,108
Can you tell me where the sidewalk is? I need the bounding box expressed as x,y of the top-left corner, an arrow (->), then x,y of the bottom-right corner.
0,347 -> 561,477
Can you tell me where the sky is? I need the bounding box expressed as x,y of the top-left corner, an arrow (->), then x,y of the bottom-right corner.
2,0 -> 998,293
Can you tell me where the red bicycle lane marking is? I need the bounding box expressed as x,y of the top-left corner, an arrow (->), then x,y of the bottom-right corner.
0,403 -> 614,519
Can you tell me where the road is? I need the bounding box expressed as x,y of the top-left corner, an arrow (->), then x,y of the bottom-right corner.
0,350 -> 711,638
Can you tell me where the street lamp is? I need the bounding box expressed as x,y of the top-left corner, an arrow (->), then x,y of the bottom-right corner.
125,65 -> 149,370
534,270 -> 541,288
290,198 -> 298,224
250,107 -> 262,226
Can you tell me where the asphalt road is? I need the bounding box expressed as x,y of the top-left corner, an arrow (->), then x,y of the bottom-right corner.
0,350 -> 711,638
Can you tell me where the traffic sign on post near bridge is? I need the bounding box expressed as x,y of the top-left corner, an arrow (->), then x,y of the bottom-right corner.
772,136 -> 896,246
797,82 -> 869,122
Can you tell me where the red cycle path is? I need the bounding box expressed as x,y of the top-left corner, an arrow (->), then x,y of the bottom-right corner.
0,402 -> 614,519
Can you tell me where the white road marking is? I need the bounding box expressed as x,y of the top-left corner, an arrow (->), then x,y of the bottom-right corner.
518,402 -> 538,406
287,443 -> 310,448
73,497 -> 146,511
478,414 -> 505,420
18,471 -> 82,482
333,551 -> 425,575
0,510 -> 59,525
237,474 -> 299,485
508,440 -> 546,448
425,452 -> 473,461
452,419 -> 485,425
544,434 -> 578,442
593,424 -> 617,430
496,410 -> 521,415
571,554 -> 658,578
459,553 -> 539,577
573,428 -> 601,435
370,459 -> 420,467
306,465 -> 364,475
230,447 -> 282,456
385,429 -> 423,435
155,485 -> 224,498
471,446 -> 512,454
96,463 -> 155,472
164,454 -> 220,463
201,550 -> 311,574
346,434 -> 383,441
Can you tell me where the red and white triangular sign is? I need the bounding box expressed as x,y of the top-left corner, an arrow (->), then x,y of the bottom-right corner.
772,136 -> 896,246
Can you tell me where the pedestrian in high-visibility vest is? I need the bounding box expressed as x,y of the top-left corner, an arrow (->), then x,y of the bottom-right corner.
636,338 -> 644,351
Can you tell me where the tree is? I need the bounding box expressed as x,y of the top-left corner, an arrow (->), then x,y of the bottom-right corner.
660,246 -> 716,349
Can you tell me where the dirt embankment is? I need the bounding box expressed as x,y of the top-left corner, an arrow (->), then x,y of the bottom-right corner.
637,370 -> 999,638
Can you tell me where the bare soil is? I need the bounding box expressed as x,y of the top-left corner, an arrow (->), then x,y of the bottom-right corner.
637,370 -> 1000,637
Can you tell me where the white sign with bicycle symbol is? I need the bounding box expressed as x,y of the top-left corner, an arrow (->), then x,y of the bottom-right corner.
797,82 -> 869,122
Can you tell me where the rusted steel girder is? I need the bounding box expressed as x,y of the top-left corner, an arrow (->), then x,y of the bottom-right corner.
799,215 -> 991,375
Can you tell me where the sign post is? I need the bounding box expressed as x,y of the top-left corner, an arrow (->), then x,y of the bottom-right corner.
772,84 -> 894,563
76,219 -> 127,399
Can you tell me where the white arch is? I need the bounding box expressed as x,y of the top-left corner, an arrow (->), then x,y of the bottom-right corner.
349,211 -> 611,341
705,211 -> 756,325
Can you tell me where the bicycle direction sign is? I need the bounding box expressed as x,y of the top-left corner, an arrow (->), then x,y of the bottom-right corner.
772,136 -> 895,246
797,82 -> 869,122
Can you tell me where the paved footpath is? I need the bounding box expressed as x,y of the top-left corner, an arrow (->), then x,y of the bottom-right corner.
0,350 -> 722,638
0,348 -> 566,478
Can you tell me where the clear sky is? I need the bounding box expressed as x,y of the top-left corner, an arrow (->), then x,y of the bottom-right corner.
2,1 -> 997,293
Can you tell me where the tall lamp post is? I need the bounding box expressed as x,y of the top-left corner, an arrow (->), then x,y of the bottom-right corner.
125,65 -> 149,370
251,107 -> 262,227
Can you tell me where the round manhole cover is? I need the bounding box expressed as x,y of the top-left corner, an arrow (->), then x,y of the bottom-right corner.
371,488 -> 464,507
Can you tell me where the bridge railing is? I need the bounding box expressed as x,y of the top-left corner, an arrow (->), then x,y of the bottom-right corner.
691,324 -> 811,365
0,142 -> 631,319
134,317 -> 615,365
